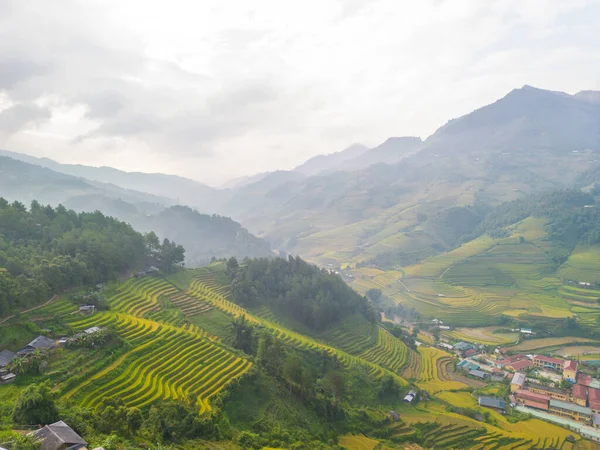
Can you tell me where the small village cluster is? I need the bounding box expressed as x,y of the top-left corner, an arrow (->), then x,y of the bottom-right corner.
0,326 -> 103,385
447,339 -> 600,429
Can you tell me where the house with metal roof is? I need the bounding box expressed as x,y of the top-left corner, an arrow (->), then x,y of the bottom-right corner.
30,420 -> 87,450
549,399 -> 592,424
455,341 -> 474,351
0,350 -> 15,369
469,369 -> 489,380
478,396 -> 506,412
510,372 -> 526,392
24,335 -> 55,351
573,384 -> 588,406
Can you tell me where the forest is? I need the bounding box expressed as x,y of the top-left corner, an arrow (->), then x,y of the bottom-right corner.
0,199 -> 184,317
228,256 -> 377,331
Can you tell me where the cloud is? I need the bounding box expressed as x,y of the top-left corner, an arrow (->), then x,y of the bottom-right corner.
0,0 -> 598,184
0,102 -> 51,135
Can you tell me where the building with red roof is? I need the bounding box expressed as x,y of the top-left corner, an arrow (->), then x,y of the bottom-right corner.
533,355 -> 565,371
573,384 -> 588,406
523,399 -> 549,411
564,360 -> 578,380
508,359 -> 533,372
464,348 -> 476,357
589,387 -> 600,413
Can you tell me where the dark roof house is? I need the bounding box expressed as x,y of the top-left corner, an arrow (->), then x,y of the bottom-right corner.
478,396 -> 506,412
31,420 -> 87,450
0,350 -> 15,368
27,335 -> 55,350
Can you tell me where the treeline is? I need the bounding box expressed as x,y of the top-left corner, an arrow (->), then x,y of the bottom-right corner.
463,190 -> 599,246
0,199 -> 184,317
227,256 -> 377,331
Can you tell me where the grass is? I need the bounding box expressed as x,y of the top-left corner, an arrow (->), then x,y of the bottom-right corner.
558,246 -> 600,284
414,347 -> 467,393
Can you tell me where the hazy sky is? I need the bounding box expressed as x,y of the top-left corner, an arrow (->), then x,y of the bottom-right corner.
0,0 -> 599,185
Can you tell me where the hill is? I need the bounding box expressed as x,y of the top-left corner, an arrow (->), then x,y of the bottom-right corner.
0,157 -> 272,266
0,149 -> 228,213
294,143 -> 370,175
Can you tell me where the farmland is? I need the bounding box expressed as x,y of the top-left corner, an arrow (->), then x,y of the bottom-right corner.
350,217 -> 600,329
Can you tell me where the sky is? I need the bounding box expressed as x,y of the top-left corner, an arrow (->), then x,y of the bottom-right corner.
0,0 -> 599,185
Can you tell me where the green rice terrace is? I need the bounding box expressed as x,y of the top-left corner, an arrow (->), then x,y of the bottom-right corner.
2,262 -> 598,449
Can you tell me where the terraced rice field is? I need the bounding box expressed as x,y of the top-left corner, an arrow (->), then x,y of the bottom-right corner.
33,297 -> 78,317
414,347 -> 467,393
559,285 -> 600,304
169,292 -> 212,316
187,273 -> 408,386
63,310 -> 250,413
558,246 -> 600,284
109,277 -> 178,317
338,434 -> 379,450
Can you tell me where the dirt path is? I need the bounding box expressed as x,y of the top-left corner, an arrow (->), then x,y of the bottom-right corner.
0,295 -> 58,326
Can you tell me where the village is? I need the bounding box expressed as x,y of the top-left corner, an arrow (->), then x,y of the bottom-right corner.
426,319 -> 600,443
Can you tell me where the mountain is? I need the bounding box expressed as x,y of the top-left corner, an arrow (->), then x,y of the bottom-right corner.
218,86 -> 600,268
294,143 -> 369,175
337,137 -> 423,172
0,149 -> 227,213
0,157 -> 271,266
422,85 -> 600,159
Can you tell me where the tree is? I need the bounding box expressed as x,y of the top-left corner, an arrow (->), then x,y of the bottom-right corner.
226,257 -> 239,278
11,434 -> 42,450
378,375 -> 400,400
366,288 -> 382,303
126,407 -> 144,435
283,354 -> 303,389
12,381 -> 59,425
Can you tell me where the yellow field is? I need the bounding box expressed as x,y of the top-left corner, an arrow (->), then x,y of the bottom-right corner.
445,327 -> 519,345
338,434 -> 379,450
555,346 -> 600,357
415,347 -> 467,393
510,337 -> 600,351
435,391 -> 476,408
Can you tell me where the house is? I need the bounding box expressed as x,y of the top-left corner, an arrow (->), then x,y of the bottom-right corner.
0,373 -> 16,384
520,328 -> 534,335
389,411 -> 400,421
19,335 -> 55,355
573,384 -> 588,406
594,414 -> 600,429
438,325 -> 451,330
528,385 -> 569,401
589,388 -> 600,413
564,360 -> 578,381
439,343 -> 454,350
511,373 -> 526,392
145,266 -> 160,274
79,305 -> 95,315
478,396 -> 506,413
31,420 -> 87,450
455,342 -> 474,352
465,348 -> 477,357
457,360 -> 480,371
533,355 -> 564,371
431,319 -> 443,325
84,326 -> 102,335
508,359 -> 532,372
469,369 -> 489,380
0,350 -> 15,369
515,389 -> 550,411
404,389 -> 417,403
549,399 -> 592,424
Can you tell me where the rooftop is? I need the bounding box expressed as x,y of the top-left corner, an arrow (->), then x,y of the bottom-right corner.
455,342 -> 474,350
524,399 -> 549,411
573,384 -> 587,400
27,335 -> 54,350
549,399 -> 592,416
31,421 -> 87,450
528,384 -> 568,395
0,350 -> 15,367
594,414 -> 600,426
516,389 -> 550,403
479,396 -> 506,409
84,326 -> 101,334
510,360 -> 532,371
511,372 -> 526,387
564,360 -> 578,371
534,355 -> 564,366
588,387 -> 600,402
469,369 -> 487,379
